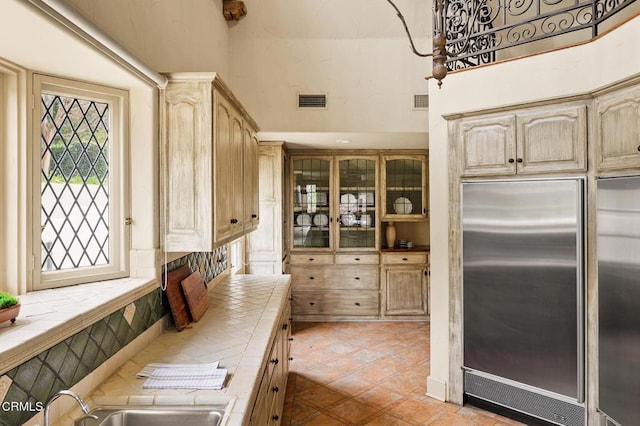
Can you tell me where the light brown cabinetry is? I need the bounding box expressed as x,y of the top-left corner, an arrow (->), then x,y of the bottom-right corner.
596,84 -> 640,172
249,293 -> 291,426
248,142 -> 287,274
459,103 -> 587,177
289,153 -> 380,320
381,252 -> 429,319
381,154 -> 428,220
160,73 -> 260,251
290,253 -> 379,320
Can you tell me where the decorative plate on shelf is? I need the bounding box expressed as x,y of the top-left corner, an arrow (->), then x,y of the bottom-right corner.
296,213 -> 312,225
393,197 -> 413,215
339,193 -> 358,214
341,214 -> 358,226
313,213 -> 329,226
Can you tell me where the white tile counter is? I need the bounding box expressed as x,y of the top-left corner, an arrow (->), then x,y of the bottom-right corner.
56,274 -> 291,426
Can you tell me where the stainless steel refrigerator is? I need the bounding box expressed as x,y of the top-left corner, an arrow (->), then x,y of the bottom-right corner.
597,176 -> 640,426
462,178 -> 585,426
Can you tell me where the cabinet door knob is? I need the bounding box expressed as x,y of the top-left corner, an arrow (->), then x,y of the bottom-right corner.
272,386 -> 279,393
272,415 -> 279,421
516,158 -> 523,163
508,158 -> 515,163
637,145 -> 640,152
355,302 -> 361,306
251,214 -> 257,218
271,358 -> 279,364
282,323 -> 288,330
289,338 -> 294,341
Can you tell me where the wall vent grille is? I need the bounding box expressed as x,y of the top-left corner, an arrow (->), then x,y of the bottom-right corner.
414,94 -> 429,109
298,93 -> 327,109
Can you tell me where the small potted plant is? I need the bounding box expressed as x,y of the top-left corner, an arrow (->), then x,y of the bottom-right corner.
0,292 -> 20,325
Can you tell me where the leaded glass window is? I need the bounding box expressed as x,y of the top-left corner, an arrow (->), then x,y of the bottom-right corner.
40,94 -> 110,271
34,75 -> 129,290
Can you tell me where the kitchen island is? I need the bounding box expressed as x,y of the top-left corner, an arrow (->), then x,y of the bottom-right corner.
54,274 -> 291,426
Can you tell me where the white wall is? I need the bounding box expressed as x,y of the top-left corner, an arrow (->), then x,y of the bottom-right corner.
64,0 -> 230,76
227,0 -> 430,135
427,14 -> 640,401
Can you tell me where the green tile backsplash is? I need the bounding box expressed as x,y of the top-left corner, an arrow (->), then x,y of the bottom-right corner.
0,249 -> 228,426
1,290 -> 164,426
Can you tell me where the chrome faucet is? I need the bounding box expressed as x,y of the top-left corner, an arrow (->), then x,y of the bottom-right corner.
43,389 -> 93,426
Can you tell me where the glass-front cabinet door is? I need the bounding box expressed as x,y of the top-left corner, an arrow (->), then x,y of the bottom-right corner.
336,157 -> 378,250
381,155 -> 428,220
291,156 -> 332,250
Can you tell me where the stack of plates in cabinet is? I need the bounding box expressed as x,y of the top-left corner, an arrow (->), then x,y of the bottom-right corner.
397,239 -> 409,248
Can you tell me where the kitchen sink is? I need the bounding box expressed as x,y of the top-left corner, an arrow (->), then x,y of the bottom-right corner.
74,405 -> 226,426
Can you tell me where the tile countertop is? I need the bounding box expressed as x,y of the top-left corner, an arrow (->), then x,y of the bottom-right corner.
56,274 -> 291,426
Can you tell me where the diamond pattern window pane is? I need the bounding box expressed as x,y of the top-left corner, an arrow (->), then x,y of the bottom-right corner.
40,94 -> 110,271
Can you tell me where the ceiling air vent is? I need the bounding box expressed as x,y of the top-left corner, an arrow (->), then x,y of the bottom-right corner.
298,93 -> 327,109
413,94 -> 429,110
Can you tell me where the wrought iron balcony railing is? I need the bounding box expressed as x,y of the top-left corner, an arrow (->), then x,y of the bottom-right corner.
445,0 -> 638,71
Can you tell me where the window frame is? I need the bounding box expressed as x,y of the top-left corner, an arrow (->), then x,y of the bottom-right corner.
31,74 -> 130,290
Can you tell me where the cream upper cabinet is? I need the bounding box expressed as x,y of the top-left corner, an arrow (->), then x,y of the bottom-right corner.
161,73 -> 260,251
459,103 -> 587,177
596,84 -> 640,172
459,114 -> 517,176
381,154 -> 428,220
243,125 -> 260,231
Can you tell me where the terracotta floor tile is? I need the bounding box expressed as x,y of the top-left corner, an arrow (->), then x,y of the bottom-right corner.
326,372 -> 375,396
297,413 -> 349,426
363,412 -> 416,426
281,322 -> 526,426
327,398 -> 381,424
290,398 -> 321,425
298,384 -> 349,409
388,397 -> 444,424
354,387 -> 406,409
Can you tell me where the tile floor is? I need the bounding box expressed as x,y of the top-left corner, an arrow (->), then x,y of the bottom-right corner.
282,321 -> 525,426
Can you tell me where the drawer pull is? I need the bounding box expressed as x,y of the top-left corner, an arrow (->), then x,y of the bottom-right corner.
354,257 -> 361,261
251,214 -> 257,218
355,302 -> 361,306
309,258 -> 315,261
402,257 -> 408,261
282,323 -> 288,330
354,277 -> 360,280
309,276 -> 315,280
289,357 -> 294,361
289,338 -> 294,341
272,415 -> 280,421
272,386 -> 279,393
271,358 -> 279,364
309,302 -> 315,306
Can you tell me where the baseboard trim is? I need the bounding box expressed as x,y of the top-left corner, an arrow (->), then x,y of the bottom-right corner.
426,376 -> 447,401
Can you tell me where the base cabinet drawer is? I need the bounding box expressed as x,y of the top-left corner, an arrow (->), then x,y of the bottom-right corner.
292,291 -> 379,316
291,266 -> 378,290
